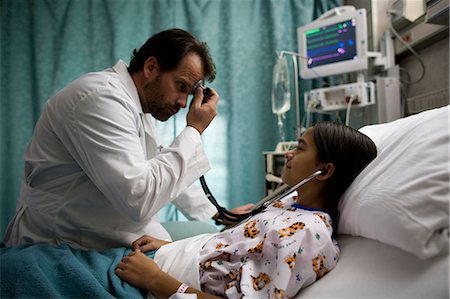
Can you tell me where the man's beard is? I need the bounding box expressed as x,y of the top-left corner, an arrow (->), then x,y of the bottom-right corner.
141,75 -> 178,121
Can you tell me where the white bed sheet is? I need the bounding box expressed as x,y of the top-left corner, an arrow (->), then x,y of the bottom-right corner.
297,235 -> 449,298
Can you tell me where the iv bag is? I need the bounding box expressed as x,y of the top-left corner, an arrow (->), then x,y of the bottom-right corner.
271,56 -> 291,115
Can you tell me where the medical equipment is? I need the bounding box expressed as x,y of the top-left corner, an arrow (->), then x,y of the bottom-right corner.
192,80 -> 212,102
304,81 -> 376,125
271,50 -> 305,140
297,6 -> 369,79
295,6 -> 402,128
253,169 -> 324,210
200,169 -> 325,225
271,55 -> 291,141
297,6 -> 377,126
263,141 -> 297,194
272,56 -> 291,116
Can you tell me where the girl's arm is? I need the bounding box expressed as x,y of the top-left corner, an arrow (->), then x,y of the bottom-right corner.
131,235 -> 171,252
115,251 -> 220,298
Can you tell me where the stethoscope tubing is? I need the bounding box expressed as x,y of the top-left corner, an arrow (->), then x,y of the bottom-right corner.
200,169 -> 324,224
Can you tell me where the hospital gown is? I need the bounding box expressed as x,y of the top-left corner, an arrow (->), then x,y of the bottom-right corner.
198,197 -> 339,298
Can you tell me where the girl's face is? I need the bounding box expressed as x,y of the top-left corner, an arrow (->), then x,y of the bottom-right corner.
282,127 -> 323,186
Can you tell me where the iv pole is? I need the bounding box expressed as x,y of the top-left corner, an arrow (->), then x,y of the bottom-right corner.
277,50 -> 308,140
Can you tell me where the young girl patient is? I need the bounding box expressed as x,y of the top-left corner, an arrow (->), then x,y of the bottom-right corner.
116,122 -> 377,298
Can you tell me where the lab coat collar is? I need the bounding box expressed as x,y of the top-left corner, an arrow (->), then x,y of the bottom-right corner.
112,60 -> 160,155
112,60 -> 143,115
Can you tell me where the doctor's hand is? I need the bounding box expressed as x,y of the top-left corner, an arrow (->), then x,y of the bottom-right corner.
230,203 -> 255,215
131,235 -> 171,252
213,203 -> 255,225
187,87 -> 219,134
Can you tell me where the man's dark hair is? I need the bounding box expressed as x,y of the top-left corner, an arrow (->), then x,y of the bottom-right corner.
128,28 -> 216,82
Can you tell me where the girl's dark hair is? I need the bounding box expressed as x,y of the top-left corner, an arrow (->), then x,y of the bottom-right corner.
313,122 -> 377,231
128,28 -> 216,82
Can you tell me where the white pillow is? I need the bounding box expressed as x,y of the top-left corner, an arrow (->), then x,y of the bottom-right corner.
338,106 -> 449,259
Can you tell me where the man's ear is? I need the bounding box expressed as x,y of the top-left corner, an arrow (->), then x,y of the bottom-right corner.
317,163 -> 335,181
143,56 -> 158,78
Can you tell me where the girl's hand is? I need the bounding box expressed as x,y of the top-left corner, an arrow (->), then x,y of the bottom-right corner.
131,235 -> 171,252
116,251 -> 221,298
115,251 -> 162,290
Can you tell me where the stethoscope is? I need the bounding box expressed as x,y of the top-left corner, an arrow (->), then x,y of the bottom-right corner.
192,81 -> 324,224
200,169 -> 325,225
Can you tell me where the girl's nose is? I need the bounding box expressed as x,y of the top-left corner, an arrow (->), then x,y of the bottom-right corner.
285,151 -> 293,159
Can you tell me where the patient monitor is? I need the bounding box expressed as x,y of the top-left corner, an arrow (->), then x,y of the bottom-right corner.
298,6 -> 376,114
297,6 -> 369,79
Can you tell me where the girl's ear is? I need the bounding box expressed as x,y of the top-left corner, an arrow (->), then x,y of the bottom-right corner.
317,163 -> 335,181
143,56 -> 158,78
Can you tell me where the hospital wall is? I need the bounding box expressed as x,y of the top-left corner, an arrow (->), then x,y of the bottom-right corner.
346,0 -> 449,114
398,36 -> 449,113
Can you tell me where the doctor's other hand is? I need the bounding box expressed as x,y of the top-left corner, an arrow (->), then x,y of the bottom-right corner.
187,87 -> 219,134
230,203 -> 255,215
131,235 -> 171,252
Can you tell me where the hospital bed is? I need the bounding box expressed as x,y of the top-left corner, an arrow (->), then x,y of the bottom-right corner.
1,106 -> 448,298
165,225 -> 449,298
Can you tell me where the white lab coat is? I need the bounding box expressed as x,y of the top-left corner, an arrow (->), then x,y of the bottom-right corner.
3,60 -> 217,251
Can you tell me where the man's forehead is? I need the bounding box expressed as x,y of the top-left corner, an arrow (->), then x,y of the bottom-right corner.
175,53 -> 203,76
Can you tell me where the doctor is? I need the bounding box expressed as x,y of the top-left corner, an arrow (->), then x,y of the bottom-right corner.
3,28 -> 252,251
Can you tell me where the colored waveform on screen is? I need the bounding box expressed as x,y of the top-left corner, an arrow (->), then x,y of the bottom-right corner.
305,19 -> 357,68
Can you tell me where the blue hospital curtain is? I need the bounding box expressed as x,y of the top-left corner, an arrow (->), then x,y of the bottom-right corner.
1,0 -> 341,237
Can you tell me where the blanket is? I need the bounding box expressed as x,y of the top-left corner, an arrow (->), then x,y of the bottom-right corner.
1,243 -> 152,298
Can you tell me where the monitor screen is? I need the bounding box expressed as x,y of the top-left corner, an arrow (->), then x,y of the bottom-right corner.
298,8 -> 368,79
306,18 -> 357,67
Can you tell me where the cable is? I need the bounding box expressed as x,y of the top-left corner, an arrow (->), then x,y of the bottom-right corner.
345,95 -> 355,126
387,5 -> 426,85
399,67 -> 411,82
277,51 -> 327,86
